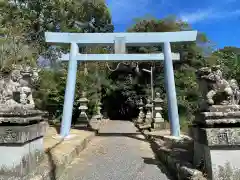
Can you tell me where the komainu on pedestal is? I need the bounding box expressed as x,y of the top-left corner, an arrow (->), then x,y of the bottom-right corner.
190,65 -> 240,180
0,65 -> 48,179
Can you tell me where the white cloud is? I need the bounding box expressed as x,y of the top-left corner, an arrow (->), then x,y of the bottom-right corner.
180,9 -> 213,23
179,9 -> 240,23
107,0 -> 240,26
179,0 -> 240,23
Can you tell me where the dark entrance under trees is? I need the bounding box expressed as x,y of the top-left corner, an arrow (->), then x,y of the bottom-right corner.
101,64 -> 143,120
102,89 -> 139,120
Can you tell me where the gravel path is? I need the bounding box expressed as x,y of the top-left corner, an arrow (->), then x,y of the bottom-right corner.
59,120 -> 171,180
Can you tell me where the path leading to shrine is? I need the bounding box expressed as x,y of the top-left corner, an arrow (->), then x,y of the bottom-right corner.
59,120 -> 171,180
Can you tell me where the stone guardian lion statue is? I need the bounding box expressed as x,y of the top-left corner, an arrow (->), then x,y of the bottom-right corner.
0,65 -> 40,109
197,65 -> 240,105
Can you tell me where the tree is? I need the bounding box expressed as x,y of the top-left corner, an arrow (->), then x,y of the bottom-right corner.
1,0 -> 114,121
210,46 -> 240,82
0,34 -> 37,71
126,16 -> 211,128
1,0 -> 112,50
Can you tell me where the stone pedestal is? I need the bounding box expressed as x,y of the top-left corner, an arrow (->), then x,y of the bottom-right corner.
136,99 -> 145,124
75,91 -> 89,127
0,108 -> 48,179
152,92 -> 165,130
190,105 -> 240,180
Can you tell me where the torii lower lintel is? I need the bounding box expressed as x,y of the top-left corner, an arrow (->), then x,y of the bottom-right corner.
59,53 -> 180,61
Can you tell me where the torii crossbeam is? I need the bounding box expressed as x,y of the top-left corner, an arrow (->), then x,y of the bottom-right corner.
45,31 -> 197,138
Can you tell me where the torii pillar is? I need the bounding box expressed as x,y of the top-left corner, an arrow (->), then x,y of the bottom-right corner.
45,31 -> 198,138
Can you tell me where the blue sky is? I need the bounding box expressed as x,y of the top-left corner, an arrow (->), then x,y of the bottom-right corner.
106,0 -> 240,48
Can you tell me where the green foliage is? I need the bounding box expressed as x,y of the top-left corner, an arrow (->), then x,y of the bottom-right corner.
1,0 -> 111,50
34,68 -> 66,117
211,46 -> 240,82
0,35 -> 37,71
1,0 -> 240,127
126,16 -> 239,126
127,16 -> 207,122
1,0 -> 113,120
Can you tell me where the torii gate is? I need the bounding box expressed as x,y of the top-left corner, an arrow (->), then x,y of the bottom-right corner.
45,31 -> 197,138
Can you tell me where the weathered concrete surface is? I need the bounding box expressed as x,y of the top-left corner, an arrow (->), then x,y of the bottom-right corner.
0,121 -> 48,144
22,127 -> 95,180
0,137 -> 45,178
142,129 -> 206,180
58,120 -> 170,180
0,119 -> 48,179
190,105 -> 240,179
17,119 -> 109,180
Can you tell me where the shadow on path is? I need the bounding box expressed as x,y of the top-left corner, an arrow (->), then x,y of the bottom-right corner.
144,136 -> 177,180
97,129 -> 175,180
48,120 -> 174,180
96,132 -> 149,142
142,152 -> 176,180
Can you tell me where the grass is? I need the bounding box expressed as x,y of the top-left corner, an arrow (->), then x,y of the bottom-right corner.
215,162 -> 240,180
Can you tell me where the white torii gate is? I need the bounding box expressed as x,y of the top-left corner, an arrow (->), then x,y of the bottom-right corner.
45,31 -> 197,138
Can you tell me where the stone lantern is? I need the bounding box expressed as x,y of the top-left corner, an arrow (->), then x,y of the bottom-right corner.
152,92 -> 165,130
76,91 -> 89,127
136,98 -> 145,124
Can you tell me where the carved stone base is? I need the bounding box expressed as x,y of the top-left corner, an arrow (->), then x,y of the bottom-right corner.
151,121 -> 165,130
191,105 -> 240,179
209,105 -> 240,112
0,121 -> 48,178
75,113 -> 89,128
190,113 -> 240,180
193,106 -> 240,127
0,121 -> 48,144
